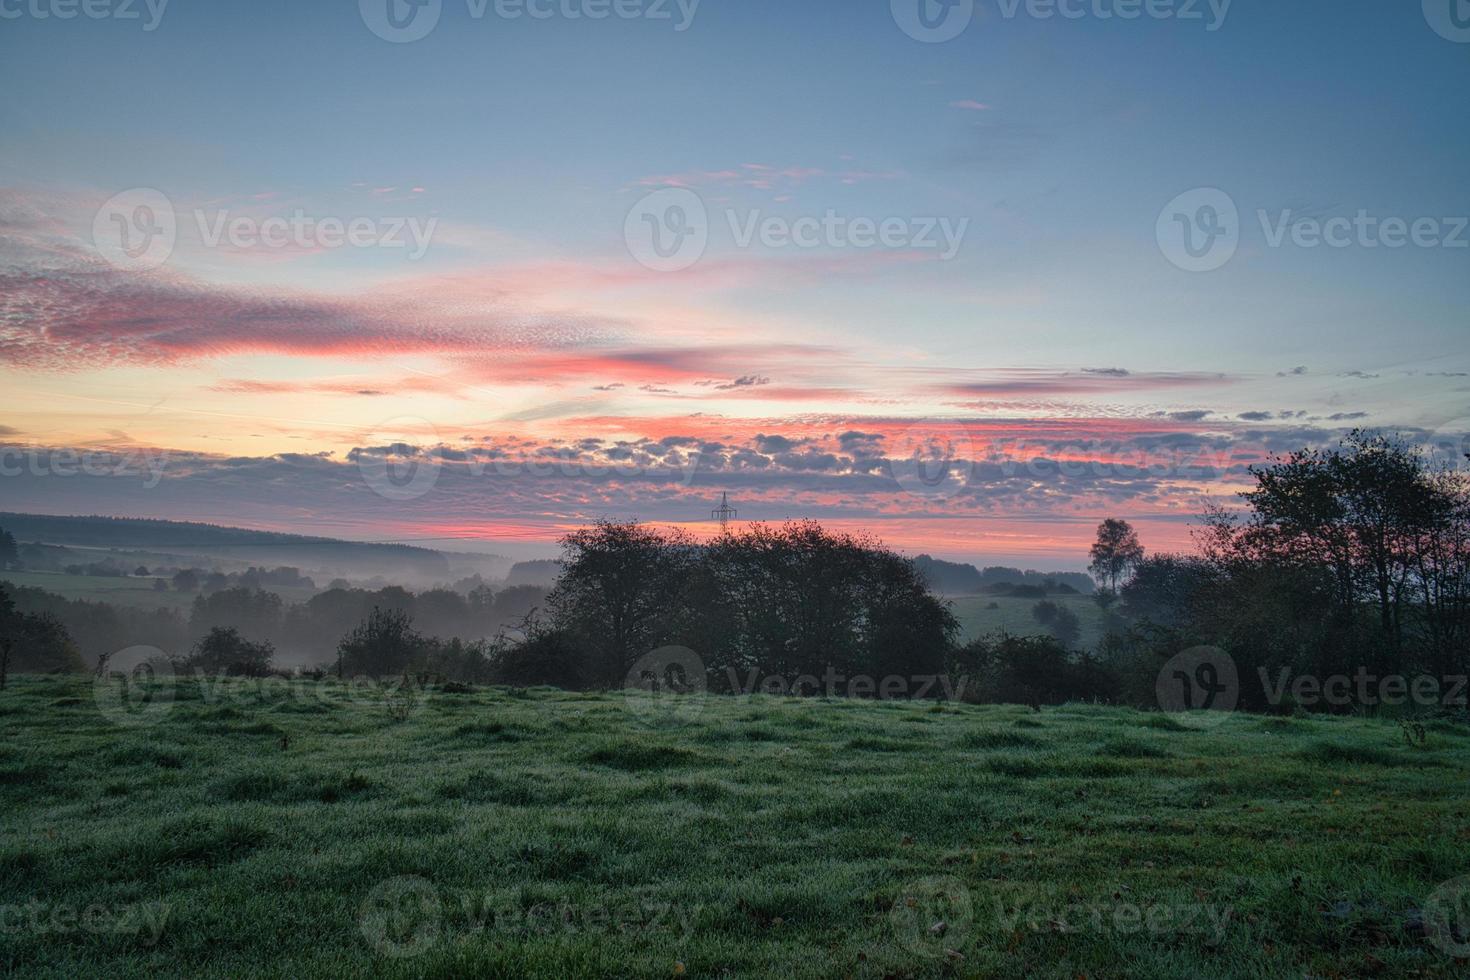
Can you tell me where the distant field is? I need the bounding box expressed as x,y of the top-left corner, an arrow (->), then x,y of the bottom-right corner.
946,593 -> 1108,647
3,676 -> 1467,977
0,571 -> 318,611
0,571 -> 193,611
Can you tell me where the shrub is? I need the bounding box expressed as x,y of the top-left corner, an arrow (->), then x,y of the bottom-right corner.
177,627 -> 274,677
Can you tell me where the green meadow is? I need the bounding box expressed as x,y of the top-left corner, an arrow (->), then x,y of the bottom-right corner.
946,593 -> 1108,647
2,674 -> 1468,978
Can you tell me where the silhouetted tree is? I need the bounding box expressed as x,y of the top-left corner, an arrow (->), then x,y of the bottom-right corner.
0,528 -> 19,571
0,589 -> 83,688
547,521 -> 700,687
1089,519 -> 1145,597
181,627 -> 275,677
337,606 -> 423,678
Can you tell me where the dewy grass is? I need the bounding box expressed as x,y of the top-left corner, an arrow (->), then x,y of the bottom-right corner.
2,675 -> 1468,978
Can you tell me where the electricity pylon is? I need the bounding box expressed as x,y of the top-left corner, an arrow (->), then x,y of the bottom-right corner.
711,492 -> 737,532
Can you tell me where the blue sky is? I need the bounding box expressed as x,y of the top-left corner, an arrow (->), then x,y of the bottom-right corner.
2,0 -> 1467,562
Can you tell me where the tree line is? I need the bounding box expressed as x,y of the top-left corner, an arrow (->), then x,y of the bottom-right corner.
1105,431 -> 1470,712
5,430 -> 1466,715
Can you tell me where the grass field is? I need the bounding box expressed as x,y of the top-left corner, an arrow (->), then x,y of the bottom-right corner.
3,675 -> 1469,978
947,593 -> 1108,647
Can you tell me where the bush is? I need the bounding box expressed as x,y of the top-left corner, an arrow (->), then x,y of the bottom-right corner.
177,627 -> 274,677
491,630 -> 586,688
953,634 -> 1115,708
336,607 -> 423,678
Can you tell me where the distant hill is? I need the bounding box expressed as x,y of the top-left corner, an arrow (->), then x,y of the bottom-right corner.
505,559 -> 562,587
913,555 -> 1093,595
0,512 -> 496,580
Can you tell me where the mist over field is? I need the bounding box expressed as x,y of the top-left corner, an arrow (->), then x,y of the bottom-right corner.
4,0 -> 1469,976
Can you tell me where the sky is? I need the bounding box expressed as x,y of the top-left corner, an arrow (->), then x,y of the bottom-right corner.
2,0 -> 1468,566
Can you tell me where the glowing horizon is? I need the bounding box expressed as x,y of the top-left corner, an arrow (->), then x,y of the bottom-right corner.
3,2 -> 1467,566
